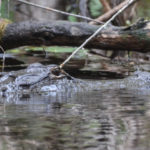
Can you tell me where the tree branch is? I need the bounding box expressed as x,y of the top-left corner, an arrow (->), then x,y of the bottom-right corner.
99,0 -> 111,12
90,0 -> 137,24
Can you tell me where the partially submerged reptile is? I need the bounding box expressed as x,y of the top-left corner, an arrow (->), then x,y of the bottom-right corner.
0,63 -> 150,96
0,63 -> 77,94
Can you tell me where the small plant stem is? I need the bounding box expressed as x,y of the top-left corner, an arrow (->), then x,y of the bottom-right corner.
0,46 -> 5,72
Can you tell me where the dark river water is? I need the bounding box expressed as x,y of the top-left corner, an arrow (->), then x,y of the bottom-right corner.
0,86 -> 150,150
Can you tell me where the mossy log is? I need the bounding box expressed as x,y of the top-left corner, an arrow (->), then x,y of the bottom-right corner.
1,18 -> 150,52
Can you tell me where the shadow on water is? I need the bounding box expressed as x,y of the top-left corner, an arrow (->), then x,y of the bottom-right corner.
0,88 -> 150,150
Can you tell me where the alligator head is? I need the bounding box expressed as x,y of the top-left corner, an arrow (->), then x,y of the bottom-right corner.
0,63 -> 76,94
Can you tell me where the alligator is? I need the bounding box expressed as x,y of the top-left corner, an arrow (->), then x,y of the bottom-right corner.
0,63 -> 80,95
0,63 -> 150,97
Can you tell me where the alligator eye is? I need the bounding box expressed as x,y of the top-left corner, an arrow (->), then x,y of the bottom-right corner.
51,67 -> 61,76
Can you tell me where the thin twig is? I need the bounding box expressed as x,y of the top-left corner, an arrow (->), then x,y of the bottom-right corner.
17,0 -> 104,24
59,0 -> 136,69
42,46 -> 48,58
0,46 -> 6,72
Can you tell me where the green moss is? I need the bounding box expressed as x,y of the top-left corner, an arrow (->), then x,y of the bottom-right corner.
121,26 -> 150,43
0,18 -> 11,41
24,46 -> 77,53
132,30 -> 150,41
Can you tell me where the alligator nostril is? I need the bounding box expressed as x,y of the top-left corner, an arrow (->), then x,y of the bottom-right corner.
1,86 -> 7,92
44,32 -> 50,41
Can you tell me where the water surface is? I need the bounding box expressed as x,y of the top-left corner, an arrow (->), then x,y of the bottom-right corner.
0,87 -> 150,150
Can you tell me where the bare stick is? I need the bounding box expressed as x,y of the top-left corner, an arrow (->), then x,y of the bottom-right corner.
59,0 -> 136,69
17,0 -> 103,24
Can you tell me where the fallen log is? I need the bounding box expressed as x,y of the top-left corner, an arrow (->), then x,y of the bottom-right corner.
1,18 -> 150,53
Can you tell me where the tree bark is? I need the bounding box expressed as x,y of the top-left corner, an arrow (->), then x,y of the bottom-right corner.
1,19 -> 150,53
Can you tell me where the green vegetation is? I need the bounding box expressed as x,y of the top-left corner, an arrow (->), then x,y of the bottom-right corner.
137,0 -> 150,18
7,46 -> 88,56
1,0 -> 9,18
89,0 -> 102,18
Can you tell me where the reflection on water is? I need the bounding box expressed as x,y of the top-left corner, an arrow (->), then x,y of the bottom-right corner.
0,87 -> 150,150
